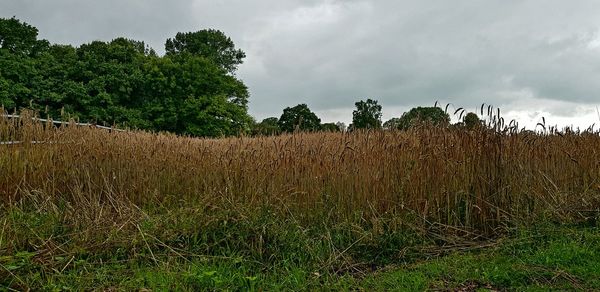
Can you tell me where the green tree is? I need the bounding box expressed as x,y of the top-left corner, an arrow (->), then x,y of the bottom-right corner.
352,99 -> 382,129
0,17 -> 253,138
278,104 -> 321,132
0,17 -> 49,56
0,48 -> 37,109
141,53 -> 251,136
463,112 -> 481,129
252,117 -> 280,136
396,107 -> 450,130
320,122 -> 341,132
383,117 -> 402,130
0,18 -> 51,110
179,94 -> 249,137
165,29 -> 245,74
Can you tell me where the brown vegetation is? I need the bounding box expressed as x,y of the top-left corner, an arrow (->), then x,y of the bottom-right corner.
1,110 -> 599,238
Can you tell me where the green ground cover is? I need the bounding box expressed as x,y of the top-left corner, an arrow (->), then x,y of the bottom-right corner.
2,205 -> 598,291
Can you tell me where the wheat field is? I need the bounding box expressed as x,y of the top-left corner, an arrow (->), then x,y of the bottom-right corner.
2,110 -> 599,237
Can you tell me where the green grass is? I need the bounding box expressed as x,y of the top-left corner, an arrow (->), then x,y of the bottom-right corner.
1,203 -> 599,291
362,226 -> 600,291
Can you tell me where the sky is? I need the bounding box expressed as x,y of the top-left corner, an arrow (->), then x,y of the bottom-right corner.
2,0 -> 600,129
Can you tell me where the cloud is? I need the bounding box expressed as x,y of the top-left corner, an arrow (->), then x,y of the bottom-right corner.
0,0 -> 199,52
2,0 -> 600,127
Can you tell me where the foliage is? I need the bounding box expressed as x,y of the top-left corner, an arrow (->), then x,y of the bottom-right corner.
383,117 -> 402,130
320,122 -> 341,132
165,29 -> 246,75
278,103 -> 321,132
5,204 -> 599,291
0,17 -> 49,56
352,98 -> 382,129
361,226 -> 600,290
396,106 -> 450,130
0,17 -> 251,137
463,112 -> 481,129
252,117 -> 281,136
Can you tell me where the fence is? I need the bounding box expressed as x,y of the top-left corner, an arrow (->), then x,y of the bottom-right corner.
0,114 -> 125,145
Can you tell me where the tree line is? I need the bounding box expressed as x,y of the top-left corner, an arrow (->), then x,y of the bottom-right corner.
1,17 -> 250,137
1,17 -> 481,137
253,99 -> 481,136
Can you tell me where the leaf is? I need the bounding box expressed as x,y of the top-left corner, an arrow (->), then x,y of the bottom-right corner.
245,276 -> 258,281
15,251 -> 35,259
203,270 -> 217,277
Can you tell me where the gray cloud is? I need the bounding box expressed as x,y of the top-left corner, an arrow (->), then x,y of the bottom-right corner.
2,0 -> 600,127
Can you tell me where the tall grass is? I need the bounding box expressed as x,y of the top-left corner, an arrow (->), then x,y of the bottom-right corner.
1,109 -> 598,237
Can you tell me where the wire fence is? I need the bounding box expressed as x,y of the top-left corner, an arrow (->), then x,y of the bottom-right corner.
0,114 -> 125,145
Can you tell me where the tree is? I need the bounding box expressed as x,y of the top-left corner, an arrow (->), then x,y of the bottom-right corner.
141,53 -> 251,136
463,112 -> 481,129
383,117 -> 402,130
179,94 -> 249,137
396,107 -> 450,130
0,17 -> 253,138
352,98 -> 382,129
335,122 -> 347,132
252,117 -> 280,136
165,29 -> 245,74
278,104 -> 321,132
320,122 -> 340,132
0,17 -> 49,56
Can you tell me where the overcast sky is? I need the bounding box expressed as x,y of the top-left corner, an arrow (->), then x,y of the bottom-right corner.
3,0 -> 600,128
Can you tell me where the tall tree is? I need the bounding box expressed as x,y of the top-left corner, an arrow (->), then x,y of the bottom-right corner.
0,17 -> 253,137
352,98 -> 382,129
141,53 -> 251,136
165,29 -> 245,74
278,104 -> 321,132
0,17 -> 49,56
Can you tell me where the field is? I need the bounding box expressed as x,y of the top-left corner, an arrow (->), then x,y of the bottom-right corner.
1,111 -> 600,290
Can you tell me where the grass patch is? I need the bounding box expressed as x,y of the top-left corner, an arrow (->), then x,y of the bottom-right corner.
362,226 -> 600,291
2,205 -> 600,290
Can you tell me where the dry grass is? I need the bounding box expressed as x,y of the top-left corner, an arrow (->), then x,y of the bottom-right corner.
1,109 -> 599,239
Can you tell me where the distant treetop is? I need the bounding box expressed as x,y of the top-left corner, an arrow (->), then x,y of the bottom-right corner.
278,104 -> 321,132
0,17 -> 49,56
395,107 -> 450,130
165,29 -> 246,75
352,98 -> 382,129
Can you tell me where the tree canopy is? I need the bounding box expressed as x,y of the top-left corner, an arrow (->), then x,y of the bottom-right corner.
0,17 -> 49,56
278,104 -> 321,132
352,99 -> 382,129
252,117 -> 281,136
383,117 -> 402,130
395,107 -> 450,130
0,17 -> 251,137
165,29 -> 245,75
320,122 -> 341,132
463,112 -> 481,129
